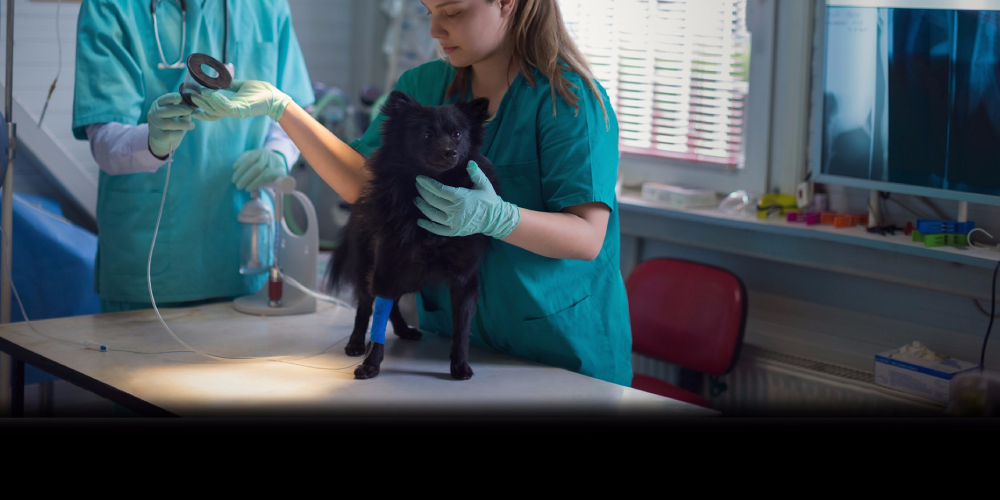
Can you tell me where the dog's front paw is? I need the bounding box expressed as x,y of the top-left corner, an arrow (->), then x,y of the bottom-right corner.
354,364 -> 381,379
395,327 -> 422,341
450,362 -> 474,380
345,340 -> 366,357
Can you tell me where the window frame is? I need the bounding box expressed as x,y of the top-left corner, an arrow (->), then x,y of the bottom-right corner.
610,0 -> 778,196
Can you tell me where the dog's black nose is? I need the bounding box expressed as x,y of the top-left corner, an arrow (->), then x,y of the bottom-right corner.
444,149 -> 458,159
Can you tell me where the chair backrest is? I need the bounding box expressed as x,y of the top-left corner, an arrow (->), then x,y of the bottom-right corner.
625,258 -> 747,376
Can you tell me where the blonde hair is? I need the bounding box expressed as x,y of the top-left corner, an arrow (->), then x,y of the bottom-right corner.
445,0 -> 610,127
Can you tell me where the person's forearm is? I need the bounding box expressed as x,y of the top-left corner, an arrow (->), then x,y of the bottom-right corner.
263,120 -> 300,168
278,101 -> 369,203
500,206 -> 607,261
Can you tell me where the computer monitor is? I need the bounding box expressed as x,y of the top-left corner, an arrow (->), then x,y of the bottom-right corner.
811,0 -> 1000,206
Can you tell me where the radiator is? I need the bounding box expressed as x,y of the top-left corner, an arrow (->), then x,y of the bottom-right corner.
634,345 -> 945,416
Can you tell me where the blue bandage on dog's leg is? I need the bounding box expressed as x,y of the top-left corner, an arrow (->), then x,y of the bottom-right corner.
370,297 -> 393,345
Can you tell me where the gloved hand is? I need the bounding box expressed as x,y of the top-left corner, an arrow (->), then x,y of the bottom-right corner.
414,160 -> 521,238
147,93 -> 196,158
231,149 -> 288,191
190,79 -> 292,122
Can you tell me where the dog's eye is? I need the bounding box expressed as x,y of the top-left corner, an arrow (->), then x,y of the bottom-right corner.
423,130 -> 433,140
452,131 -> 461,140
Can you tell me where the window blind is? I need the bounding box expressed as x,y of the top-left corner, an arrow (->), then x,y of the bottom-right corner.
560,0 -> 751,168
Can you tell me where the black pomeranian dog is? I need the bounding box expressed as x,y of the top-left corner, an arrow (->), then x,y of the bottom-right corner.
328,90 -> 499,380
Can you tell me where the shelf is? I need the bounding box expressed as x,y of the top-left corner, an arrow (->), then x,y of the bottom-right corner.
618,192 -> 1000,270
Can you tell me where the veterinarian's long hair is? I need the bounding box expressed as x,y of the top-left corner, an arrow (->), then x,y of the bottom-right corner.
444,0 -> 610,128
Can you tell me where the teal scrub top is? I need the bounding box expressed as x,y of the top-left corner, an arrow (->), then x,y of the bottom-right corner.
352,60 -> 633,386
72,0 -> 314,303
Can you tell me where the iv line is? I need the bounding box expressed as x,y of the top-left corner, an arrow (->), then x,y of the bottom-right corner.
38,0 -> 63,129
143,153 -> 373,370
0,159 -> 374,371
279,270 -> 354,310
0,226 -> 190,355
1,155 -> 374,369
1,188 -> 360,360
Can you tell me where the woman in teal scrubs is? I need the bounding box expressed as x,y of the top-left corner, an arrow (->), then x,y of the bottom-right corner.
72,0 -> 313,312
192,0 -> 632,385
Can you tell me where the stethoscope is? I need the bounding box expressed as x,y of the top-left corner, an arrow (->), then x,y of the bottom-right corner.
151,0 -> 229,70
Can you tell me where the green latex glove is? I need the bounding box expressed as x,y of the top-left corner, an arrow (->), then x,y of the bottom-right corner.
232,149 -> 288,191
147,93 -> 196,158
190,79 -> 292,122
414,160 -> 521,238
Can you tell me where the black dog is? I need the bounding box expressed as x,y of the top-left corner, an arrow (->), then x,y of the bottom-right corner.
328,90 -> 498,380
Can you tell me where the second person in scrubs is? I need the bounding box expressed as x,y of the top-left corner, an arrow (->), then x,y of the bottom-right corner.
193,0 -> 632,386
72,0 -> 314,312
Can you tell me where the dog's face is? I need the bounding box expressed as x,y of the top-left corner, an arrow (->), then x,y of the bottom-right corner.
379,90 -> 490,175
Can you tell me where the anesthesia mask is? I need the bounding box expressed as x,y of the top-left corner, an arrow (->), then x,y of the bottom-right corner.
180,53 -> 233,108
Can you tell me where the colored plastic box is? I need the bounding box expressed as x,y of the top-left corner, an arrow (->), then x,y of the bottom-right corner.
916,219 -> 975,235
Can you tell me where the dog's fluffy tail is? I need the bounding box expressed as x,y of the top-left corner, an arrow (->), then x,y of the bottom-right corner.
326,225 -> 353,293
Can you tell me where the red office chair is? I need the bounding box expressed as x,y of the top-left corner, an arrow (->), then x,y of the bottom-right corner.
626,258 -> 748,408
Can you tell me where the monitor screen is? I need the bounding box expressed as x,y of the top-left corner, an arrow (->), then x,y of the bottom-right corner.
816,0 -> 1000,203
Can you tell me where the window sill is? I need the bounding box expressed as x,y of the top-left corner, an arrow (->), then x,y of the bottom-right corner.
617,189 -> 998,301
618,153 -> 766,196
618,190 -> 999,269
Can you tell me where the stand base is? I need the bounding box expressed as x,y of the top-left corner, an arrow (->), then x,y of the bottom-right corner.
233,187 -> 319,317
233,283 -> 316,316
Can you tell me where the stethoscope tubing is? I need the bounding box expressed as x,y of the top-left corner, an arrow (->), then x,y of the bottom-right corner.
152,0 -> 187,69
152,0 -> 228,70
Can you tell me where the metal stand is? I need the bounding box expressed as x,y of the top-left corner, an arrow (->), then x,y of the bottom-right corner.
0,0 -> 16,418
233,180 -> 318,316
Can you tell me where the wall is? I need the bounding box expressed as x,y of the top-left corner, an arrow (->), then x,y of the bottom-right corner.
288,0 -> 388,101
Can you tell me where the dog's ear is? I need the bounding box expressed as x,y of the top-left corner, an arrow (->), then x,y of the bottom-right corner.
381,90 -> 418,118
459,97 -> 491,126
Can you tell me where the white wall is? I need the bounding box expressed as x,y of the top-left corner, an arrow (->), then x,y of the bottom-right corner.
288,0 -> 388,99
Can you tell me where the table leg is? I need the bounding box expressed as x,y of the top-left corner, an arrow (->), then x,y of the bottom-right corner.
11,357 -> 23,417
40,380 -> 53,417
0,352 -> 9,416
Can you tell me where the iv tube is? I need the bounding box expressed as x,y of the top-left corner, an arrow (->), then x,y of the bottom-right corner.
143,153 -> 372,370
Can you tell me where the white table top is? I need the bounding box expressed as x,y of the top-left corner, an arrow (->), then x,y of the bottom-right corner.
0,301 -> 716,418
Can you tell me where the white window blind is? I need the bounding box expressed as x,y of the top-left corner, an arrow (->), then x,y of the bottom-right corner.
560,0 -> 751,168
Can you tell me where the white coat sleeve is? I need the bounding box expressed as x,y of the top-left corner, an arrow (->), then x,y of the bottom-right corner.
86,122 -> 168,175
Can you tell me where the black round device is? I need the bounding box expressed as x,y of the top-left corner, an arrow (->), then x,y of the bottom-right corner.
180,53 -> 233,108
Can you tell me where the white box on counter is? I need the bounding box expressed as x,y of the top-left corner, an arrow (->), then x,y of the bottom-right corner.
875,348 -> 979,404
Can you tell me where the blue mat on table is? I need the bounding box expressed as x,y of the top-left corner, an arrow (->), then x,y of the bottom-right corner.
2,191 -> 99,385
